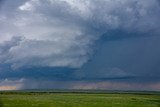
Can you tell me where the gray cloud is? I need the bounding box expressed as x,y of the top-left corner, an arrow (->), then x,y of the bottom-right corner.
2,78 -> 158,91
0,0 -> 160,90
0,0 -> 159,69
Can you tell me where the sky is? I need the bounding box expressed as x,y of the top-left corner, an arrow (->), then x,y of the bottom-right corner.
0,0 -> 160,91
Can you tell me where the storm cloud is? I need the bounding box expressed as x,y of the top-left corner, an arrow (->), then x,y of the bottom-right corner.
0,0 -> 160,90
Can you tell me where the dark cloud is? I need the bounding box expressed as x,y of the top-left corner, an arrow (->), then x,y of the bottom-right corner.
0,36 -> 23,55
0,0 -> 4,7
79,35 -> 160,83
0,0 -> 160,90
1,0 -> 160,69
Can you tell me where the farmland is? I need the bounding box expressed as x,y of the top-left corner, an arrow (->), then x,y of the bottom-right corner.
0,90 -> 160,107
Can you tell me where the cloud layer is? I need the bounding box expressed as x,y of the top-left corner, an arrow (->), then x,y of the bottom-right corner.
0,0 -> 160,69
0,0 -> 160,90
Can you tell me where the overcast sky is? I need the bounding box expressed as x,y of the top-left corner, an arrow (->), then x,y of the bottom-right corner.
0,0 -> 160,91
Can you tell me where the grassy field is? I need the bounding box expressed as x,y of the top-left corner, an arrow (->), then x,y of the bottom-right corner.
0,91 -> 160,107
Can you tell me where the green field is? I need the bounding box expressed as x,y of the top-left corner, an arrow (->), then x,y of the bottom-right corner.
0,91 -> 160,107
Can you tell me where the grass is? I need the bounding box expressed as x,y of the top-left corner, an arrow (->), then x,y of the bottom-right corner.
0,91 -> 160,107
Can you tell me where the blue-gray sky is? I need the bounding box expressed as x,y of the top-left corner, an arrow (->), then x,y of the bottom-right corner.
0,0 -> 160,90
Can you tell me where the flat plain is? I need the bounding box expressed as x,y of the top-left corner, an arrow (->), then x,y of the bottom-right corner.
0,90 -> 160,107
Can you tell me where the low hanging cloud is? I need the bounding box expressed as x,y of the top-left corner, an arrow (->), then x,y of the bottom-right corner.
0,78 -> 24,90
0,0 -> 160,69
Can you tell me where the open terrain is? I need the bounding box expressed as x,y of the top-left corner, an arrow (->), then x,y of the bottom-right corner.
0,90 -> 160,107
